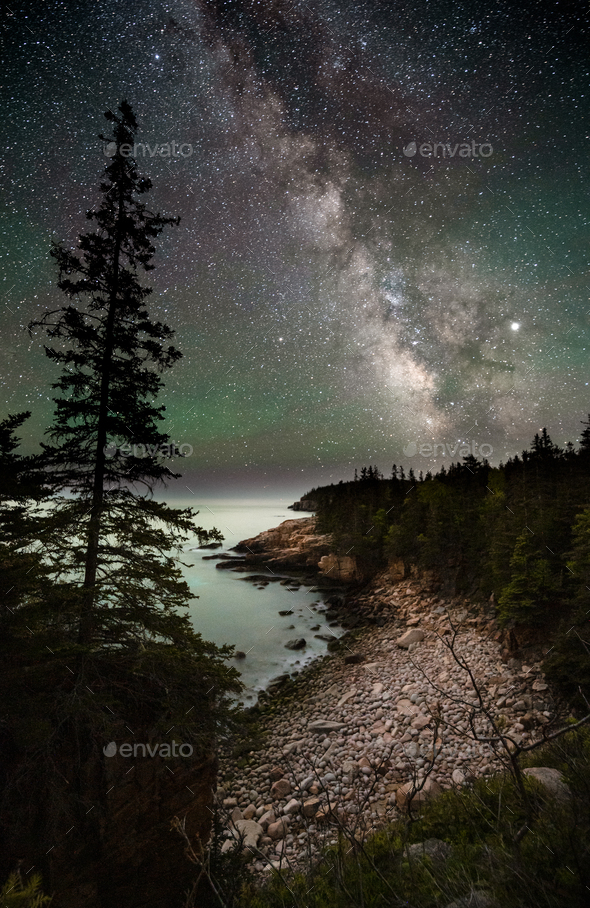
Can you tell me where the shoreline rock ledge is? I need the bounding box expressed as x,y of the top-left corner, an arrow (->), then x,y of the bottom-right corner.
233,516 -> 344,576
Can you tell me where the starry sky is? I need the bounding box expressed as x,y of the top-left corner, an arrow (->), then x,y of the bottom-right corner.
2,0 -> 589,498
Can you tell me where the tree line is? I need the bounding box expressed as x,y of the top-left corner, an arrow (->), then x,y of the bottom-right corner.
305,427 -> 590,704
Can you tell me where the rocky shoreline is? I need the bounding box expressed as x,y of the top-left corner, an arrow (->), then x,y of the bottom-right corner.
216,518 -> 568,875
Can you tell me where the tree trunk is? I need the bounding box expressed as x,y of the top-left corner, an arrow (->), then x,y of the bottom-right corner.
78,175 -> 125,646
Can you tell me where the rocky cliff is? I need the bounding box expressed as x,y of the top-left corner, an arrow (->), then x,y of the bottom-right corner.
234,517 -> 335,573
288,498 -> 318,512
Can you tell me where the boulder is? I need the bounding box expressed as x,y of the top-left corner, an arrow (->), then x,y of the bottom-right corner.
242,804 -> 257,820
396,777 -> 443,810
532,680 -> 548,691
407,838 -> 453,864
344,653 -> 365,664
269,766 -> 285,783
342,760 -> 359,780
283,798 -> 301,816
267,817 -> 289,840
270,778 -> 292,799
259,809 -> 275,830
307,719 -> 346,734
523,767 -> 571,803
285,638 -> 306,650
302,797 -> 321,817
397,698 -> 419,716
411,714 -> 431,730
397,628 -> 425,649
232,819 -> 263,849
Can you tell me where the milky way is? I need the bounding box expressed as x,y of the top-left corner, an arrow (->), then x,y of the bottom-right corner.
2,0 -> 589,495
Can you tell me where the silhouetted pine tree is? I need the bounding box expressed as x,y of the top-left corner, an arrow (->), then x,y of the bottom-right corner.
30,101 -> 224,653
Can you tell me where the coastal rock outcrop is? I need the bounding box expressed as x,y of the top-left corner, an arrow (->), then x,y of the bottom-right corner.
289,498 -> 318,512
235,517 -> 333,572
319,553 -> 360,582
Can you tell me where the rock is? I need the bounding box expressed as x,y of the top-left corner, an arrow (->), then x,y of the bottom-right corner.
318,553 -> 358,582
302,797 -> 321,817
222,798 -> 238,808
532,680 -> 549,691
271,778 -> 292,799
396,777 -> 443,810
283,739 -> 304,756
407,838 -> 453,864
344,653 -> 365,664
314,806 -> 332,823
452,769 -> 466,786
285,638 -> 306,650
283,798 -> 301,816
269,766 -> 285,783
242,804 -> 257,820
388,558 -> 405,581
307,719 -> 346,734
267,817 -> 289,840
230,806 -> 243,822
520,712 -> 535,730
404,741 -> 420,758
278,610 -> 294,616
397,628 -> 425,648
523,767 -> 571,803
376,759 -> 392,776
259,809 -> 275,830
342,760 -> 359,780
411,714 -> 431,730
232,819 -> 263,849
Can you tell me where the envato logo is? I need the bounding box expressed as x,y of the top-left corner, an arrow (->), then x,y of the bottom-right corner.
103,740 -> 193,758
403,140 -> 493,158
403,440 -> 493,458
104,140 -> 193,159
104,441 -> 193,458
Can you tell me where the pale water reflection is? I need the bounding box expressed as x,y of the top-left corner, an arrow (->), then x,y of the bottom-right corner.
176,499 -> 345,703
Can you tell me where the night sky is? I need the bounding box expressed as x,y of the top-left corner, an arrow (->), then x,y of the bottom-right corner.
2,0 -> 589,498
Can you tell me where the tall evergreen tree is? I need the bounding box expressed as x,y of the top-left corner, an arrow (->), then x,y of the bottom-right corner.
29,101 -> 223,651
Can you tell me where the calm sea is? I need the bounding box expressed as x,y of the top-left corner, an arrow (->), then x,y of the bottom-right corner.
175,498 -> 343,704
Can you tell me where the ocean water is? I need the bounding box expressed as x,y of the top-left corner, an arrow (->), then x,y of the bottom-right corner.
175,499 -> 344,704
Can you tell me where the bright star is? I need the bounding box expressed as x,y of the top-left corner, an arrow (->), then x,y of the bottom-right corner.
511,322 -> 520,331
